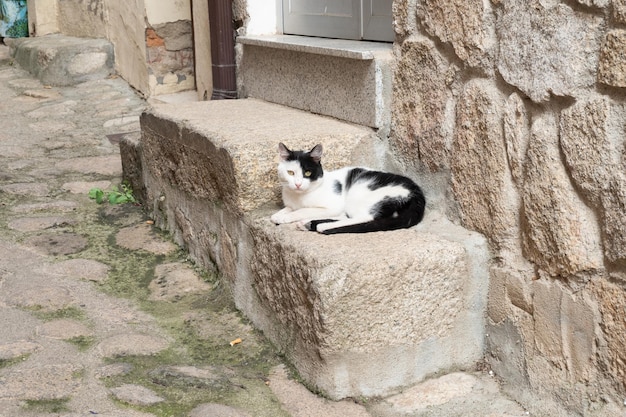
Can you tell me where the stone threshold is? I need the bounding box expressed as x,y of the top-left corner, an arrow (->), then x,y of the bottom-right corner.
237,34 -> 392,60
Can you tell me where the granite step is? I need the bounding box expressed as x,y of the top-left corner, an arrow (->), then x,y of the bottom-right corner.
7,34 -> 114,86
125,98 -> 489,400
237,35 -> 393,130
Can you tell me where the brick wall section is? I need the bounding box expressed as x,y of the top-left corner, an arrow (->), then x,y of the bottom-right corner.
391,0 -> 626,415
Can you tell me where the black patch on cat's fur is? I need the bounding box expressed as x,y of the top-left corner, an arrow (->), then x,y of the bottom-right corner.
306,219 -> 338,231
286,148 -> 324,181
333,180 -> 342,195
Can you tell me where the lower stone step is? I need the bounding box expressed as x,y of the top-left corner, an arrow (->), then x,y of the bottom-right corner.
8,34 -> 114,86
124,98 -> 489,399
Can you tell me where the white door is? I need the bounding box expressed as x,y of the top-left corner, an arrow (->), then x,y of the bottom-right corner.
282,0 -> 393,42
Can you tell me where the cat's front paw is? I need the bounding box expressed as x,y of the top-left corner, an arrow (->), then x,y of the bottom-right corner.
271,209 -> 293,224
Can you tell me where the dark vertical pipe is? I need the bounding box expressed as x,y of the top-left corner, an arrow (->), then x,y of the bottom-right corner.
208,0 -> 237,99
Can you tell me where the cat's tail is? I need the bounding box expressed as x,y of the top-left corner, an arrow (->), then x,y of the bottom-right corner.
311,191 -> 426,234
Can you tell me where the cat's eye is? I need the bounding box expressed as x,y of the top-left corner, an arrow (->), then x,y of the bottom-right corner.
304,171 -> 312,177
287,170 -> 295,176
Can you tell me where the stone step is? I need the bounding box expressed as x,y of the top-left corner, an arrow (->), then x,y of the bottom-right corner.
125,98 -> 489,400
237,35 -> 393,130
7,34 -> 114,86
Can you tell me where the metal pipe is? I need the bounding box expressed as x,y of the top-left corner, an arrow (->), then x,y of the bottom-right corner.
208,0 -> 237,99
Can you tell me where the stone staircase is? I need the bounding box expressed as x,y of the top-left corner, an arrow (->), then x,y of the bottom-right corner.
5,31 -> 492,400
123,97 -> 490,400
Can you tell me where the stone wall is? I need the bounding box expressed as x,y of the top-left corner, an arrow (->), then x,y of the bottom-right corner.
391,0 -> 626,415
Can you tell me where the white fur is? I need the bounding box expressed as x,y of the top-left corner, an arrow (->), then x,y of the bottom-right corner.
271,163 -> 411,233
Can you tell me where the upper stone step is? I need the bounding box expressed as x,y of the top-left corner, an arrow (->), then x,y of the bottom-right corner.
237,35 -> 393,130
129,98 -> 489,400
8,34 -> 114,86
139,98 -> 382,215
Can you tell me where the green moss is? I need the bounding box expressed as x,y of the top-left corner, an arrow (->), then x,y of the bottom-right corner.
22,398 -> 70,414
66,335 -> 96,351
32,306 -> 87,322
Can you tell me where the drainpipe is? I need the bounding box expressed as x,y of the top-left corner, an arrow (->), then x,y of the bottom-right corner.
208,0 -> 237,99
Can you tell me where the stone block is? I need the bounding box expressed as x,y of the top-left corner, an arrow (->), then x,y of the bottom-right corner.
451,79 -> 520,254
417,0 -> 494,69
238,36 -> 392,129
503,93 -> 530,186
140,99 -> 378,215
495,0 -> 603,102
532,279 -> 563,362
591,279 -> 626,393
598,30 -> 626,88
522,113 -> 603,276
391,36 -> 453,172
135,99 -> 489,400
245,213 -> 487,399
560,96 -> 626,263
561,291 -> 597,382
9,34 -> 113,86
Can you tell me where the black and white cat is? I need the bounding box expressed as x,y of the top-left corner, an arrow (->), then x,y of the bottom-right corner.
270,142 -> 426,234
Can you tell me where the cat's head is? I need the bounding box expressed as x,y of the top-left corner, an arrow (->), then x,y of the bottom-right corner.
276,142 -> 324,192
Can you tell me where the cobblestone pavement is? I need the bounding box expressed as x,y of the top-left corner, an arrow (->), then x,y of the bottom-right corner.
0,42 -> 530,417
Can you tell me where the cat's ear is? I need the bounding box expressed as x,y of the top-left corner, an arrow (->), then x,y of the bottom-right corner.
278,142 -> 291,161
309,144 -> 323,162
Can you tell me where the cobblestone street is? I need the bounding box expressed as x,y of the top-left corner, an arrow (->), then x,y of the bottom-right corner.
0,41 -> 530,417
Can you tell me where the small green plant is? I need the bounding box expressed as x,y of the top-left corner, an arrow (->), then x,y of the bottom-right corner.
89,183 -> 136,205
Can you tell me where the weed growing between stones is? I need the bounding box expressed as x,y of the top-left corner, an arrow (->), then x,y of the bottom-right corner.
88,182 -> 137,205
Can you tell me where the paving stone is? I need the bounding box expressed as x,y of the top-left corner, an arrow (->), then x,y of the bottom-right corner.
7,216 -> 76,232
96,363 -> 134,379
96,333 -> 169,358
47,258 -> 110,283
37,319 -> 94,340
268,365 -> 370,417
55,155 -> 123,176
189,403 -> 252,417
0,364 -> 83,400
109,384 -> 164,406
61,180 -> 112,194
12,200 -> 79,213
6,286 -> 75,312
0,341 -> 42,361
149,262 -> 212,301
116,223 -> 177,255
24,232 -> 88,256
148,365 -> 229,389
0,182 -> 49,196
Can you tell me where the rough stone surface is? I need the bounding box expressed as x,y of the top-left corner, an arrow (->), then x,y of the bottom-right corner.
371,372 -> 528,417
140,99 -> 379,215
96,333 -> 170,358
115,223 -> 177,255
417,0 -> 493,68
46,258 -> 111,283
495,0 -> 603,102
9,34 -> 113,86
242,212 -> 487,399
502,93 -> 529,186
560,96 -> 626,264
521,114 -> 603,276
451,80 -> 518,253
391,36 -> 452,172
149,262 -> 212,301
189,403 -> 252,417
109,384 -> 165,406
598,30 -> 626,88
138,98 -> 489,400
